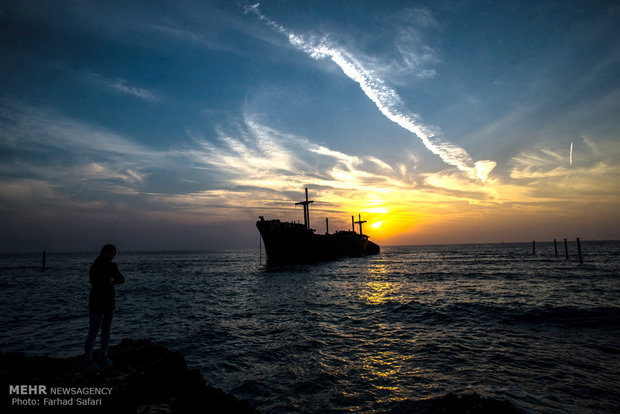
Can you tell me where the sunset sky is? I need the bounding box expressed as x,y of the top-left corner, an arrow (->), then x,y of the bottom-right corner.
1,0 -> 619,252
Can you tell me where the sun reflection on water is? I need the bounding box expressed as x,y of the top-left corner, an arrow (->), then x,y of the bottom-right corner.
362,281 -> 401,305
359,261 -> 403,305
354,259 -> 416,404
350,255 -> 446,405
357,346 -> 432,405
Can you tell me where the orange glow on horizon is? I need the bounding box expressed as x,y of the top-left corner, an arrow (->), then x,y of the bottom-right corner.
185,158 -> 620,245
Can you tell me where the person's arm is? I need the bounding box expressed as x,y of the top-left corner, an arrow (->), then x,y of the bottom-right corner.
111,262 -> 125,285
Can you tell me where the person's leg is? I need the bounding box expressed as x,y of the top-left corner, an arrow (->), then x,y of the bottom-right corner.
99,311 -> 114,359
85,313 -> 103,361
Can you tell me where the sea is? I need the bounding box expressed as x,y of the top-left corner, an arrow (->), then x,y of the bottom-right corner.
1,241 -> 619,413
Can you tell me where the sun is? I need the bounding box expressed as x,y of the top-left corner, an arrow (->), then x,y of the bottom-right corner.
371,221 -> 384,229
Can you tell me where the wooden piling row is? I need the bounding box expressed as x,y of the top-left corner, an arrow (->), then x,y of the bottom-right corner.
531,238 -> 583,263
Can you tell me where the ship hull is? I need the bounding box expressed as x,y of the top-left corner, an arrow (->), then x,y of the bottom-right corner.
257,219 -> 380,266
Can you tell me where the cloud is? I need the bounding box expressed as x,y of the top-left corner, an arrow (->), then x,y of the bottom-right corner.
508,136 -> 617,181
88,73 -> 161,103
0,99 -> 412,217
180,114 -> 510,232
247,5 -> 496,182
0,99 -> 163,203
191,114 -> 405,192
0,99 -> 157,163
2,97 -> 617,249
108,79 -> 160,102
0,97 -> 500,221
390,8 -> 441,79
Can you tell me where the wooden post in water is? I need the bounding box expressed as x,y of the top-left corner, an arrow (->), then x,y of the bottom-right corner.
577,237 -> 583,264
554,239 -> 558,257
564,238 -> 569,260
42,250 -> 46,272
325,218 -> 329,235
532,240 -> 536,255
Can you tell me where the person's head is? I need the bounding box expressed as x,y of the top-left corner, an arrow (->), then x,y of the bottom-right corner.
99,244 -> 117,261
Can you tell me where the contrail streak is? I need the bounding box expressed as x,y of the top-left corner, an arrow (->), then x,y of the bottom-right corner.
570,141 -> 573,166
247,3 -> 496,181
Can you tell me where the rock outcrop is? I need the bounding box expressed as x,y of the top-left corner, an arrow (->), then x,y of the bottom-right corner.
2,338 -> 257,413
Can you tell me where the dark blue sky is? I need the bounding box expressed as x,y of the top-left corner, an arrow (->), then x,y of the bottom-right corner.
1,0 -> 619,252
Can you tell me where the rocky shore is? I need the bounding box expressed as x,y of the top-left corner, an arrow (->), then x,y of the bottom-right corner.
2,338 -> 257,413
3,338 -> 522,413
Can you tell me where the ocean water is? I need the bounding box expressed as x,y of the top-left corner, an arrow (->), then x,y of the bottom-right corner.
1,241 -> 619,413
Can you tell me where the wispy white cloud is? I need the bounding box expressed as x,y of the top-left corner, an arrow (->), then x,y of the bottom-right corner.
145,22 -> 237,52
2,96 -> 617,248
88,73 -> 161,103
184,113 -> 403,196
506,139 -> 620,206
0,97 -> 496,217
0,100 -> 148,156
509,140 -> 609,181
247,4 -> 496,182
0,99 -> 161,201
109,79 -> 160,102
391,8 -> 441,79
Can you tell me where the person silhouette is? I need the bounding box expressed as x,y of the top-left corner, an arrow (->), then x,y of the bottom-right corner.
84,244 -> 125,370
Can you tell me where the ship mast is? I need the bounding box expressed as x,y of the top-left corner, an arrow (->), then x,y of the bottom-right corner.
295,188 -> 314,230
355,213 -> 367,235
